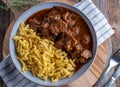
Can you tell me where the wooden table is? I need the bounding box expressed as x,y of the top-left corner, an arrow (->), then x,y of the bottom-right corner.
0,0 -> 120,87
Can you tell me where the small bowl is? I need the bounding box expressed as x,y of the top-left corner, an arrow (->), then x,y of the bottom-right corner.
9,2 -> 97,86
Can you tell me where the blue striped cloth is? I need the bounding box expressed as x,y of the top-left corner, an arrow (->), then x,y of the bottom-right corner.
0,0 -> 114,87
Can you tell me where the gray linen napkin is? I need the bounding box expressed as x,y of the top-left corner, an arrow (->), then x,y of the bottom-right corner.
0,0 -> 114,87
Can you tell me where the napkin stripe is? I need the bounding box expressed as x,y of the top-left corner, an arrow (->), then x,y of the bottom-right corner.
31,83 -> 37,87
81,2 -> 92,11
96,22 -> 108,32
90,12 -> 101,20
6,72 -> 20,83
13,77 -> 25,87
0,54 -> 10,64
97,28 -> 113,45
3,70 -> 17,85
79,0 -> 94,12
0,61 -> 12,72
16,78 -> 29,87
75,0 -> 85,7
2,67 -> 15,79
6,75 -> 23,87
98,27 -> 111,39
25,82 -> 36,87
26,82 -> 36,87
34,84 -> 38,87
86,7 -> 96,15
97,25 -> 111,38
23,81 -> 31,87
31,82 -> 37,87
93,17 -> 105,26
2,66 -> 16,78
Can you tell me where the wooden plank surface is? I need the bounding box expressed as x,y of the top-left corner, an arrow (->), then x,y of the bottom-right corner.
0,1 -> 14,87
106,0 -> 120,86
1,0 -> 110,87
0,0 -> 14,60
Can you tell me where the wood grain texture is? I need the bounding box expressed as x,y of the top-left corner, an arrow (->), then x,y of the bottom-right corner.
107,0 -> 120,54
106,0 -> 120,86
2,0 -> 110,87
0,1 -> 14,87
0,0 -> 14,60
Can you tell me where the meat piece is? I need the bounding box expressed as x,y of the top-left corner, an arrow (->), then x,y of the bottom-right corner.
71,51 -> 80,58
65,31 -> 78,45
39,19 -> 54,40
49,22 -> 60,36
49,20 -> 67,36
43,17 -> 50,23
62,12 -> 76,26
58,20 -> 68,32
55,38 -> 64,49
74,43 -> 83,51
81,49 -> 92,59
40,28 -> 53,40
41,21 -> 49,29
29,18 -> 40,31
79,57 -> 87,64
29,18 -> 40,24
48,14 -> 61,21
82,34 -> 91,44
64,31 -> 78,52
71,25 -> 80,35
72,43 -> 83,59
65,40 -> 73,52
47,7 -> 61,22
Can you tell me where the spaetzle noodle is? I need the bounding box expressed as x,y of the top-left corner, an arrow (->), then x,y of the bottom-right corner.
13,23 -> 76,82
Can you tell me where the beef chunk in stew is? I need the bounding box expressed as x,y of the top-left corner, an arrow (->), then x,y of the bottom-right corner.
81,49 -> 92,59
49,22 -> 60,36
58,20 -> 68,32
64,39 -> 73,52
79,57 -> 87,64
62,12 -> 76,27
49,20 -> 67,36
55,38 -> 64,49
41,21 -> 49,29
40,28 -> 54,41
64,31 -> 78,52
47,7 -> 61,22
82,34 -> 91,44
71,25 -> 80,35
39,21 -> 54,41
54,33 -> 65,49
74,43 -> 83,52
71,51 -> 80,59
29,18 -> 40,31
48,14 -> 61,22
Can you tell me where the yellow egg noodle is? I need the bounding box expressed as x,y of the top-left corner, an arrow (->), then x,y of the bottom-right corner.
13,23 -> 76,82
